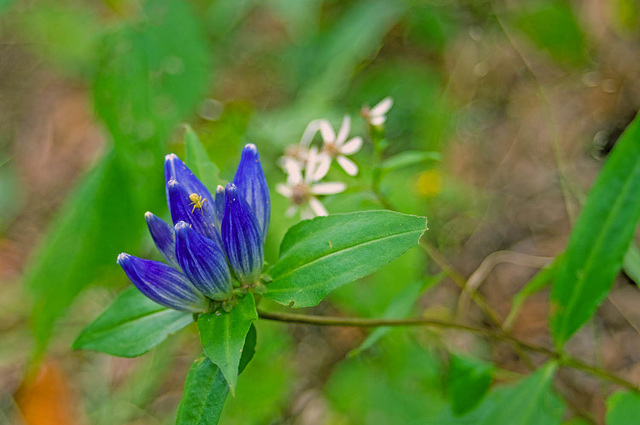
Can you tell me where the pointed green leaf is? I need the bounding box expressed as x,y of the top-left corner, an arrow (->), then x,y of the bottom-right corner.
606,391 -> 640,425
380,150 -> 441,171
265,211 -> 428,307
197,294 -> 257,393
176,325 -> 257,425
448,354 -> 493,416
184,125 -> 223,190
478,363 -> 563,425
551,112 -> 640,347
622,242 -> 640,287
73,287 -> 193,357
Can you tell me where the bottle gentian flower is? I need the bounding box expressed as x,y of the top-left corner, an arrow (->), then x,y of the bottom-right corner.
117,144 -> 270,313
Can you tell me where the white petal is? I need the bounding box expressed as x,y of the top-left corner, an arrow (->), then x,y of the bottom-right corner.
276,183 -> 293,198
311,154 -> 331,182
285,205 -> 298,217
299,119 -> 321,147
335,115 -> 351,146
370,96 -> 393,116
304,146 -> 319,183
311,182 -> 347,195
318,119 -> 336,143
337,155 -> 358,176
300,206 -> 315,220
340,137 -> 362,155
370,115 -> 386,126
309,197 -> 328,216
284,158 -> 303,184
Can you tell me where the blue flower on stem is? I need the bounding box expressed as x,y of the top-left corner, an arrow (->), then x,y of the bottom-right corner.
117,144 -> 270,313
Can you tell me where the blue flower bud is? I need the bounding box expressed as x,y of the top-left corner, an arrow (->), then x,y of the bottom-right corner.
175,221 -> 232,301
167,179 -> 222,248
164,154 -> 215,210
222,183 -> 264,284
233,144 -> 270,241
117,253 -> 209,313
145,212 -> 178,268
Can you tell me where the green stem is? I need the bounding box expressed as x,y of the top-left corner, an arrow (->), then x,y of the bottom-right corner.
257,309 -> 637,391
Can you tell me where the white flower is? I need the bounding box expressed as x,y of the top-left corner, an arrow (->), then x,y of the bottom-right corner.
276,147 -> 346,220
361,96 -> 393,127
277,119 -> 324,168
318,115 -> 363,176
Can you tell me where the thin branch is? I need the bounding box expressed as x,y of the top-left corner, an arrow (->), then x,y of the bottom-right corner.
257,309 -> 638,391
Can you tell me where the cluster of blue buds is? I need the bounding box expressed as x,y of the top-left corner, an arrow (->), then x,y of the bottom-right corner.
117,144 -> 270,313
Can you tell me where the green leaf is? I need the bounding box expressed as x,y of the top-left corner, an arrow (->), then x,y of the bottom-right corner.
73,287 -> 193,357
27,152 -> 145,358
551,112 -> 640,347
265,211 -> 428,307
622,242 -> 640,287
504,257 -> 559,330
478,363 -> 563,425
512,0 -> 588,67
184,125 -> 223,190
349,273 -> 444,356
176,325 -> 257,425
380,150 -> 442,171
606,391 -> 640,425
448,354 -> 493,416
197,294 -> 257,393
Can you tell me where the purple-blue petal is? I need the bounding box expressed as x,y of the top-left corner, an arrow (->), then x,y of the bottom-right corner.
175,221 -> 232,301
164,153 -> 215,209
145,212 -> 178,268
167,179 -> 222,247
117,253 -> 209,313
222,183 -> 264,284
233,144 -> 270,241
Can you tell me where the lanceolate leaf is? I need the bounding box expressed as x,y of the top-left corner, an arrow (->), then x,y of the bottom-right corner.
197,294 -> 257,393
73,287 -> 193,357
478,363 -> 563,425
551,113 -> 640,347
448,354 -> 493,416
606,391 -> 640,425
184,125 -> 223,190
266,211 -> 428,307
176,326 -> 257,425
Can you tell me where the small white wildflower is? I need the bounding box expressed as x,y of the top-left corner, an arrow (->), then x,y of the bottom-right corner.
277,119 -> 324,169
276,147 -> 346,220
318,115 -> 363,176
361,96 -> 393,127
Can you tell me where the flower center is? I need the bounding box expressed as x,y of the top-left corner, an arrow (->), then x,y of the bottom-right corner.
291,183 -> 310,205
323,142 -> 339,158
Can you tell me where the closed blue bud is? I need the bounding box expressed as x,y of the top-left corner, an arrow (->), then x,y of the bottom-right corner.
222,183 -> 264,284
117,253 -> 209,313
164,154 -> 215,209
145,212 -> 178,268
233,144 -> 270,241
175,221 -> 232,301
167,179 -> 222,248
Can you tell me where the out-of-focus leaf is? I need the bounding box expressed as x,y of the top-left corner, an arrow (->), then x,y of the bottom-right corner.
184,125 -> 223,190
478,363 -> 563,425
512,0 -> 588,67
27,152 -> 144,358
73,287 -> 193,357
622,242 -> 640,286
94,0 -> 211,178
176,326 -> 257,425
349,273 -> 444,356
266,211 -> 428,307
268,0 -> 321,38
0,160 -> 23,230
0,0 -> 15,15
380,150 -> 441,171
206,0 -> 255,39
406,4 -> 459,54
448,354 -> 493,416
197,294 -> 257,393
550,112 -> 640,347
504,256 -> 559,330
606,391 -> 640,425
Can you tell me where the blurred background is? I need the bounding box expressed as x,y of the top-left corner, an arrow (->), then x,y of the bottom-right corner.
2,0 -> 640,423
